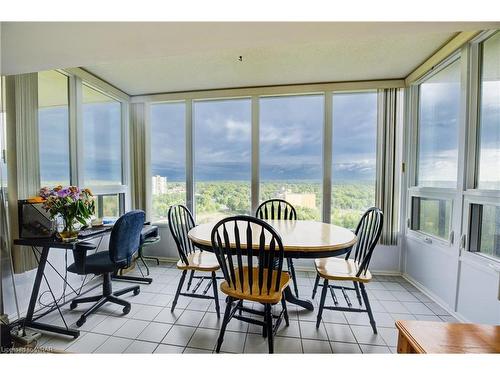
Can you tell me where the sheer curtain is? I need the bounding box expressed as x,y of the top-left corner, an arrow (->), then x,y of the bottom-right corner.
130,102 -> 151,220
376,88 -> 402,246
5,73 -> 40,273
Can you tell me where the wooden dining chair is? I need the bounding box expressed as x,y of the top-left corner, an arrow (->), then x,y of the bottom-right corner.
168,204 -> 223,317
313,207 -> 383,334
211,216 -> 290,354
256,199 -> 299,297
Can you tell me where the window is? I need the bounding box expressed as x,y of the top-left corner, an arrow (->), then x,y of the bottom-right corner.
260,95 -> 323,221
477,32 -> 500,190
469,203 -> 500,259
150,102 -> 186,223
194,99 -> 251,223
410,197 -> 452,240
95,194 -> 124,218
417,59 -> 461,188
38,71 -> 70,187
332,92 -> 377,229
82,84 -> 122,186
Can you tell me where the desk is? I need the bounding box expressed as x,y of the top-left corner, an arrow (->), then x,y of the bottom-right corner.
13,225 -> 158,338
188,220 -> 357,311
395,320 -> 500,353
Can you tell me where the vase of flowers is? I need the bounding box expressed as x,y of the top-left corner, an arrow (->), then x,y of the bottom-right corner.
39,185 -> 95,242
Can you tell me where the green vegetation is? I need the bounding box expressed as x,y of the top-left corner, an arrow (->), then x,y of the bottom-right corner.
152,180 -> 375,229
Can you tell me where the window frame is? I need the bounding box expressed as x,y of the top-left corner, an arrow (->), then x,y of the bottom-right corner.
406,52 -> 462,247
461,30 -> 500,263
37,69 -> 131,211
143,83 -> 399,226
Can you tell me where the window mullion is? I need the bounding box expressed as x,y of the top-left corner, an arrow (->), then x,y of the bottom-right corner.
251,95 -> 260,214
186,99 -> 194,215
322,91 -> 332,223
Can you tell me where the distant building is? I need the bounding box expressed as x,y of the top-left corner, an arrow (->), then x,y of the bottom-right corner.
284,192 -> 316,209
152,175 -> 168,195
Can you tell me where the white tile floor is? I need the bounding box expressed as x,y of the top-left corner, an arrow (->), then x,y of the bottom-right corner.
35,261 -> 458,354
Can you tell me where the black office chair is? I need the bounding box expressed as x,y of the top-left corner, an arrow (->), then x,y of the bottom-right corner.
68,210 -> 145,327
256,199 -> 299,297
211,216 -> 290,354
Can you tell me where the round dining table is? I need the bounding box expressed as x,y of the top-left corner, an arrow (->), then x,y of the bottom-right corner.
188,219 -> 357,311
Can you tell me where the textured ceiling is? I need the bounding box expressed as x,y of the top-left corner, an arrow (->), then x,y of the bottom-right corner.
2,22 -> 499,95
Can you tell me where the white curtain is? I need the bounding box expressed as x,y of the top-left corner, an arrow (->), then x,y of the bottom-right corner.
130,102 -> 151,220
5,73 -> 40,273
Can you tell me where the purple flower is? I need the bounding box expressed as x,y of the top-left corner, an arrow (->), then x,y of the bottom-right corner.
57,188 -> 70,198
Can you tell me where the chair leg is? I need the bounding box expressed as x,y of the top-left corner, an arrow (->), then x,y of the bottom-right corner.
107,295 -> 132,314
186,270 -> 195,291
139,254 -> 150,276
114,285 -> 140,297
211,271 -> 220,318
216,297 -> 234,353
360,283 -> 377,334
265,304 -> 274,354
312,274 -> 320,299
287,258 -> 299,297
76,297 -> 107,326
171,270 -> 187,312
70,294 -> 101,309
281,296 -> 289,326
353,281 -> 363,306
316,278 -> 329,328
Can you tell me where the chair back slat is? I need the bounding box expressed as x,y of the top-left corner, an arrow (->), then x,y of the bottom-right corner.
211,216 -> 285,297
347,207 -> 383,277
246,222 -> 253,293
255,199 -> 297,221
168,205 -> 196,265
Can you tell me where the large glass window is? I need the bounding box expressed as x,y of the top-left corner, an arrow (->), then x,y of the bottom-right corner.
95,193 -> 123,219
477,32 -> 500,190
469,203 -> 500,259
38,71 -> 70,187
150,102 -> 186,223
332,92 -> 377,229
194,99 -> 251,223
417,59 -> 461,188
410,197 -> 452,240
82,84 -> 122,186
260,95 -> 323,220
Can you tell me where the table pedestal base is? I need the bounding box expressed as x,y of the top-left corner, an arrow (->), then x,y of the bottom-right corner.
284,286 -> 314,311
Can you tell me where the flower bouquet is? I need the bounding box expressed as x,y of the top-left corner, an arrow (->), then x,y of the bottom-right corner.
39,185 -> 95,242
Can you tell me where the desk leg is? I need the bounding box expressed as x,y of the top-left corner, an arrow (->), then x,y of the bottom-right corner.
23,246 -> 79,339
284,286 -> 314,311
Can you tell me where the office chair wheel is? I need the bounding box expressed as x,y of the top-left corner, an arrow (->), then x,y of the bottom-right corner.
70,301 -> 78,310
123,305 -> 131,315
133,288 -> 140,296
76,316 -> 86,327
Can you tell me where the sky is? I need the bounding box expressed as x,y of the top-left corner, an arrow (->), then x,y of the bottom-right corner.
39,102 -> 122,186
150,93 -> 378,183
39,75 -> 498,188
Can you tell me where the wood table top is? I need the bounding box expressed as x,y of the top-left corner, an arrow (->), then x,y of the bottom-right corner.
395,320 -> 500,354
188,219 -> 357,253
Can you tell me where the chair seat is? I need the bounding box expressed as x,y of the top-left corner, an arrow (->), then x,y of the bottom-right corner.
314,258 -> 372,283
220,267 -> 290,304
176,250 -> 220,272
68,251 -> 126,275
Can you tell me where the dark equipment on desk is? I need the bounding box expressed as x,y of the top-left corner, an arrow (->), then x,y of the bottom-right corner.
17,200 -> 55,239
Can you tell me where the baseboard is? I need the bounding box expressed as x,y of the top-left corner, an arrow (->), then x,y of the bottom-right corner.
402,273 -> 467,323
